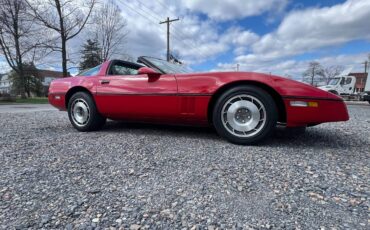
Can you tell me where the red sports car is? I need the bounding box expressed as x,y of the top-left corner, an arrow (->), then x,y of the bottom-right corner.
48,56 -> 349,144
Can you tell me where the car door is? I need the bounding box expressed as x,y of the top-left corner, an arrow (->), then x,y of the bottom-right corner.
342,77 -> 354,94
95,61 -> 178,121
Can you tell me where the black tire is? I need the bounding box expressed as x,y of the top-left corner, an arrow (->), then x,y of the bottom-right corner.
212,86 -> 278,145
67,92 -> 106,131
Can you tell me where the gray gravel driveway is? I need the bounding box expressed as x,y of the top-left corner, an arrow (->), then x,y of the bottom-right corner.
0,104 -> 369,229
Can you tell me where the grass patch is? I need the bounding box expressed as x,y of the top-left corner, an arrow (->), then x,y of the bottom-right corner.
15,97 -> 49,104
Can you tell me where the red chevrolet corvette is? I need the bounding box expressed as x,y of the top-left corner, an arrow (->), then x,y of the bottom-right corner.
49,56 -> 349,144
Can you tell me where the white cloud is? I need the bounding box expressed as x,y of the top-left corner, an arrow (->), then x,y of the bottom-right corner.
216,52 -> 369,79
180,0 -> 288,21
220,27 -> 259,55
251,0 -> 370,58
2,0 -> 369,77
117,1 -> 254,64
213,0 -> 370,78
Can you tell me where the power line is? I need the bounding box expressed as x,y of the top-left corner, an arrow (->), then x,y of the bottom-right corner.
160,17 -> 179,61
117,0 -> 163,32
116,0 -> 208,61
154,0 -> 174,15
136,0 -> 164,21
131,0 -> 208,58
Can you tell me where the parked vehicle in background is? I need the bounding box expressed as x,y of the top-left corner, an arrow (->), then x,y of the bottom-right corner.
318,68 -> 356,95
319,67 -> 370,104
363,73 -> 370,104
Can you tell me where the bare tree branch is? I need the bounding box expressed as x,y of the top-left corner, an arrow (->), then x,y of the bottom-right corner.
302,61 -> 325,86
0,0 -> 43,98
324,65 -> 345,83
91,0 -> 128,61
26,0 -> 97,77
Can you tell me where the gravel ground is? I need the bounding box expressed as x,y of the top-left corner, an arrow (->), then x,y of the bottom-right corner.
0,105 -> 369,229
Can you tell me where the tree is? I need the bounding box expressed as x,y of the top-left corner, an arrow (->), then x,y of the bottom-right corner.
302,61 -> 325,86
10,62 -> 43,97
27,0 -> 97,77
324,65 -> 345,83
79,39 -> 102,71
0,0 -> 38,98
92,0 -> 128,61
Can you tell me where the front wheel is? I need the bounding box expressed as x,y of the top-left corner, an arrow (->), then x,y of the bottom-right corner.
212,86 -> 278,145
68,92 -> 106,131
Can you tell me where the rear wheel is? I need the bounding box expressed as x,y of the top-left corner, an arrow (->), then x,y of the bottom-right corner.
68,92 -> 106,131
212,86 -> 278,145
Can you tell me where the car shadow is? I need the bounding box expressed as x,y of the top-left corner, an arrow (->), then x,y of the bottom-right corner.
102,120 -> 358,149
266,126 -> 354,148
102,120 -> 218,140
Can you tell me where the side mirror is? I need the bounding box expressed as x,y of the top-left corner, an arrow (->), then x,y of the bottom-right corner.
138,67 -> 160,76
138,67 -> 161,82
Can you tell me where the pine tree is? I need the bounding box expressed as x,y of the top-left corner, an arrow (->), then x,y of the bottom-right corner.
79,39 -> 103,71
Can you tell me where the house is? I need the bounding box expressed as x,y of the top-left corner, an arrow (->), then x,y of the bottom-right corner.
0,73 -> 12,94
0,69 -> 65,96
36,69 -> 65,96
349,72 -> 368,92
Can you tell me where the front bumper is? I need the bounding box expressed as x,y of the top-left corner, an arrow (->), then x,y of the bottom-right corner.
283,97 -> 349,127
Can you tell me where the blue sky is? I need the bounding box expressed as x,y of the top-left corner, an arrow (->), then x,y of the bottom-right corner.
165,0 -> 370,76
1,0 -> 370,78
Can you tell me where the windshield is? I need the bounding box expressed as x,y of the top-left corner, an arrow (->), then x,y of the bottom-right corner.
328,78 -> 340,85
140,56 -> 190,74
79,64 -> 101,76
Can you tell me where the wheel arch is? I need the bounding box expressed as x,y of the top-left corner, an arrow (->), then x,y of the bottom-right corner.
65,86 -> 94,108
207,80 -> 286,124
328,90 -> 339,95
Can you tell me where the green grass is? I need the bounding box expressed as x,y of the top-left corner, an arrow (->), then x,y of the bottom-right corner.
14,97 -> 49,104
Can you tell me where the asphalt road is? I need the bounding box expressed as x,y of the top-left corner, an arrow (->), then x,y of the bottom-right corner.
0,104 -> 369,229
0,104 -> 57,113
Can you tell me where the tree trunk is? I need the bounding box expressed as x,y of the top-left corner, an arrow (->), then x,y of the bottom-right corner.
18,71 -> 27,99
61,36 -> 68,77
55,0 -> 68,77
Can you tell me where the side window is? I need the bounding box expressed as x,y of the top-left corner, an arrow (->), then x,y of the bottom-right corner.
340,77 -> 345,85
79,65 -> 101,76
345,78 -> 352,85
109,63 -> 139,75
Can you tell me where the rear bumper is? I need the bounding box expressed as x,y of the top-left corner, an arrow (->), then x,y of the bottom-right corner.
283,97 -> 349,127
48,93 -> 67,111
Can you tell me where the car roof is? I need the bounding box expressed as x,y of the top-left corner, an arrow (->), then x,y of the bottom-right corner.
109,59 -> 144,69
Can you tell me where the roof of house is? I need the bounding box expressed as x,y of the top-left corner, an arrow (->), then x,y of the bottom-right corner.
0,73 -> 8,81
37,69 -> 65,78
349,72 -> 367,78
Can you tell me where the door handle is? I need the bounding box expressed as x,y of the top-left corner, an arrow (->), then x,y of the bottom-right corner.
100,80 -> 110,84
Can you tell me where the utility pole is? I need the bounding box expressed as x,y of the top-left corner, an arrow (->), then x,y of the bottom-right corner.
362,61 -> 368,73
160,17 -> 179,61
236,63 -> 240,72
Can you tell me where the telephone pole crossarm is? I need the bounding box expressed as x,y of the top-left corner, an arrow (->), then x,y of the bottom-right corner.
160,17 -> 180,62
